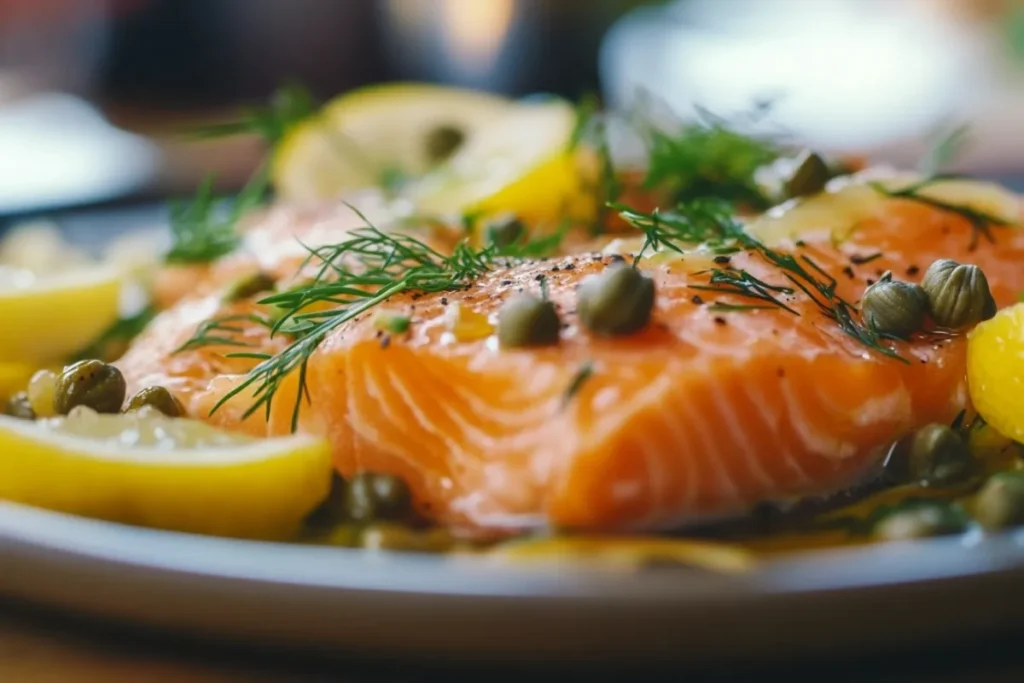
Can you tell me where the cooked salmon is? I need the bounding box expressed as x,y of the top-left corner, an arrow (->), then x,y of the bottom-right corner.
117,179 -> 1024,533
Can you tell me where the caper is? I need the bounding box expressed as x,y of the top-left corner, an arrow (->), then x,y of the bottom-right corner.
497,294 -> 561,348
872,501 -> 967,541
124,386 -> 185,417
860,272 -> 928,338
884,423 -> 971,485
783,150 -> 831,199
974,472 -> 1024,531
425,124 -> 465,164
920,259 -> 996,329
223,271 -> 276,303
577,264 -> 655,336
360,522 -> 456,553
54,360 -> 126,415
4,391 -> 35,420
344,472 -> 413,523
485,214 -> 524,250
305,473 -> 349,530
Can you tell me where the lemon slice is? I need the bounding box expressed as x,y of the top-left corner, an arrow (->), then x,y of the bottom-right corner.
0,409 -> 332,539
0,265 -> 122,364
408,97 -> 586,223
968,303 -> 1024,444
272,83 -> 512,201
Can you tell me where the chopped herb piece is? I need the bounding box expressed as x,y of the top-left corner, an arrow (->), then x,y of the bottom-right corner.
562,361 -> 594,408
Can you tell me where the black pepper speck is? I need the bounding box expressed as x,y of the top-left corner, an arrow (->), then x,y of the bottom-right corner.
691,295 -> 704,305
795,240 -> 806,247
500,279 -> 512,286
564,263 -> 576,270
906,265 -> 920,276
380,334 -> 391,350
713,256 -> 731,265
841,266 -> 855,279
609,254 -> 626,265
534,274 -> 544,281
866,278 -> 876,286
714,317 -> 727,326
440,297 -> 448,306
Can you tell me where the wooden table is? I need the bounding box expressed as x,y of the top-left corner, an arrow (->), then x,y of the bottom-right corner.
2,600 -> 1024,683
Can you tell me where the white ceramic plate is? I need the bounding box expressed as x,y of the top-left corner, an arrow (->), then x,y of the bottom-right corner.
2,205 -> 1024,665
2,498 -> 1024,665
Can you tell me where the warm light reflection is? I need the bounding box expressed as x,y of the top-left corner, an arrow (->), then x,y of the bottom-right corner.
439,0 -> 515,72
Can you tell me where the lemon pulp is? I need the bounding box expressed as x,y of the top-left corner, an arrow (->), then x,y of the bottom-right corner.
0,410 -> 332,539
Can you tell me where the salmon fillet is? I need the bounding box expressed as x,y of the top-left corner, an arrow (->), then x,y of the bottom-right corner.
117,182 -> 1024,533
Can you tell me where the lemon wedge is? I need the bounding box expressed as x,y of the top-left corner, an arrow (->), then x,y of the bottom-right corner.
272,82 -> 512,201
968,303 -> 1024,444
0,265 -> 122,364
408,97 -> 587,223
0,409 -> 332,539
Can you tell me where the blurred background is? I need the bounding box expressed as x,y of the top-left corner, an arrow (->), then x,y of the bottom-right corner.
1,0 -> 1023,221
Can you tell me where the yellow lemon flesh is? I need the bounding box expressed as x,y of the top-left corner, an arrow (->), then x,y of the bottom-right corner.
272,82 -> 512,202
0,409 -> 332,540
408,97 -> 587,226
968,303 -> 1024,444
0,265 -> 122,364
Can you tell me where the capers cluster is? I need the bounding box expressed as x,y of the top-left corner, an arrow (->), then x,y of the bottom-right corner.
5,359 -> 187,421
308,471 -> 415,528
883,423 -> 971,487
860,258 -> 995,338
496,262 -> 657,350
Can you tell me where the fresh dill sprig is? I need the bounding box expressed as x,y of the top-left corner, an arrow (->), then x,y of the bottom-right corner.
636,104 -> 783,210
168,84 -> 319,265
175,313 -> 271,353
165,167 -> 268,264
183,206 -> 504,429
188,83 -> 317,146
616,200 -> 907,361
614,197 -> 740,264
691,269 -> 798,315
870,176 -> 1017,250
919,124 -> 970,177
562,360 -> 594,408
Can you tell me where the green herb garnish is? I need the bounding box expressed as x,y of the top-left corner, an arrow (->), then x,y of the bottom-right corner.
638,105 -> 782,209
188,83 -> 317,146
870,176 -> 1017,251
617,199 -> 908,362
165,169 -> 267,265
562,361 -> 595,408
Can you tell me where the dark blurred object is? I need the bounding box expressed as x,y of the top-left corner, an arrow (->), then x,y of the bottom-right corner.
98,0 -> 646,109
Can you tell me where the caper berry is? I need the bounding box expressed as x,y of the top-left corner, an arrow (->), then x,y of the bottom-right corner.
974,472 -> 1024,531
125,386 -> 185,417
497,294 -> 561,348
872,500 -> 967,541
884,423 -> 971,486
344,472 -> 413,523
783,150 -> 831,199
485,214 -> 524,250
223,271 -> 276,303
920,259 -> 996,329
577,264 -> 655,336
425,124 -> 465,164
4,391 -> 35,420
860,272 -> 928,338
54,360 -> 126,415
